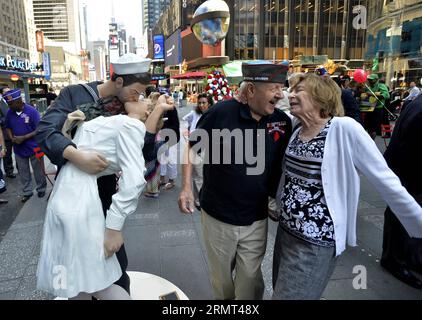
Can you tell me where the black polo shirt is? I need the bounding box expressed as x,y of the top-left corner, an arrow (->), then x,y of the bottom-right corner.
189,99 -> 292,226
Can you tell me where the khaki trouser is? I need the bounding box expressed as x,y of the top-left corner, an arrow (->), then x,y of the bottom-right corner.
201,210 -> 268,300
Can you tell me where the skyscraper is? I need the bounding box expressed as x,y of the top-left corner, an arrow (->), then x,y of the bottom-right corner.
23,0 -> 38,63
0,0 -> 30,59
143,0 -> 171,31
366,0 -> 422,87
228,0 -> 368,61
32,0 -> 82,53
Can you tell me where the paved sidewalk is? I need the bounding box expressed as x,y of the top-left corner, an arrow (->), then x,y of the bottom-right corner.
0,112 -> 421,299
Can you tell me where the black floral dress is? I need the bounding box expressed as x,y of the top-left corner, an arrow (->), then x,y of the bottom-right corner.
280,120 -> 335,247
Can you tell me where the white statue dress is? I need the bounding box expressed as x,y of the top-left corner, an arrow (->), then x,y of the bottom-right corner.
37,115 -> 147,298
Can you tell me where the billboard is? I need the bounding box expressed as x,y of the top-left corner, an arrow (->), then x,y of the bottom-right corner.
36,30 -> 45,52
109,34 -> 119,50
109,23 -> 118,34
42,52 -> 51,80
153,34 -> 165,60
165,30 -> 182,67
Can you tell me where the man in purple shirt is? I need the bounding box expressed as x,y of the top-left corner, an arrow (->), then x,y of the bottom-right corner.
4,89 -> 46,202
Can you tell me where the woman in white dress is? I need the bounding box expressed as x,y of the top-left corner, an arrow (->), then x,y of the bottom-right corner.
37,98 -> 166,299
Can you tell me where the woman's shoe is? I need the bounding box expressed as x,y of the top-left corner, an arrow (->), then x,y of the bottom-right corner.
144,192 -> 159,199
163,181 -> 176,190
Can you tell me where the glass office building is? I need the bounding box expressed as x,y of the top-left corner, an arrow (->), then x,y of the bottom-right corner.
227,0 -> 368,61
365,0 -> 422,88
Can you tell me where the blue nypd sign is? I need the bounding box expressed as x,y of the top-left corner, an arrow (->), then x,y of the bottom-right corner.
153,34 -> 165,60
0,55 -> 37,73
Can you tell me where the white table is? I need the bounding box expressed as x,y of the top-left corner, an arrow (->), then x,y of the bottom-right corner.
128,272 -> 189,300
55,272 -> 189,300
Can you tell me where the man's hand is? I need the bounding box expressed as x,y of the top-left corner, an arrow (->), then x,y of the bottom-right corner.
63,146 -> 109,174
268,198 -> 280,222
0,149 -> 5,158
13,135 -> 26,145
104,228 -> 124,259
268,209 -> 280,222
178,189 -> 195,214
375,92 -> 381,97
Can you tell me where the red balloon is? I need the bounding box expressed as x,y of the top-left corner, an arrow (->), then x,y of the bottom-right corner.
353,69 -> 367,83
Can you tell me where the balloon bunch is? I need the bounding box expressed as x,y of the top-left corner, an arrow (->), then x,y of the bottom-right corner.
205,70 -> 232,103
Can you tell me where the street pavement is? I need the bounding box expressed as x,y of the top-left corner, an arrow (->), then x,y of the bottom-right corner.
0,172 -> 25,243
0,104 -> 421,300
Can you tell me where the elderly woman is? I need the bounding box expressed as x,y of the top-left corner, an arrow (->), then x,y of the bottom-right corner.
182,93 -> 214,210
272,73 -> 422,300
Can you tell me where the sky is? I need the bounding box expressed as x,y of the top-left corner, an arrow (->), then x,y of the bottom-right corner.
82,0 -> 143,44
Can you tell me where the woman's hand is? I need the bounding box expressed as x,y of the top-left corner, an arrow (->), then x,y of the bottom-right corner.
157,95 -> 175,112
104,228 -> 124,259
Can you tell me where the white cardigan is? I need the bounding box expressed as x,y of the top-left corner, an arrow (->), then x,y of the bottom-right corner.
276,116 -> 422,256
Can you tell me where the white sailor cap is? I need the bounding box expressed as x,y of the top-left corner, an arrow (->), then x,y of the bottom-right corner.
111,53 -> 152,75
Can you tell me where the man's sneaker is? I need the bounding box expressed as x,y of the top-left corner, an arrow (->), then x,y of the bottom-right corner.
6,173 -> 16,179
0,198 -> 8,204
38,191 -> 46,198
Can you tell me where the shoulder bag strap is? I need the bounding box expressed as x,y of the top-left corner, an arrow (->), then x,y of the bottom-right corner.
79,83 -> 99,102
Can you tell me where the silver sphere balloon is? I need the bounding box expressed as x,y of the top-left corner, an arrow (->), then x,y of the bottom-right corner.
191,0 -> 230,46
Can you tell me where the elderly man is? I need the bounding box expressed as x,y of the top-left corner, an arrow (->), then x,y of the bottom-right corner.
35,53 -> 173,294
403,81 -> 421,103
179,61 -> 292,300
